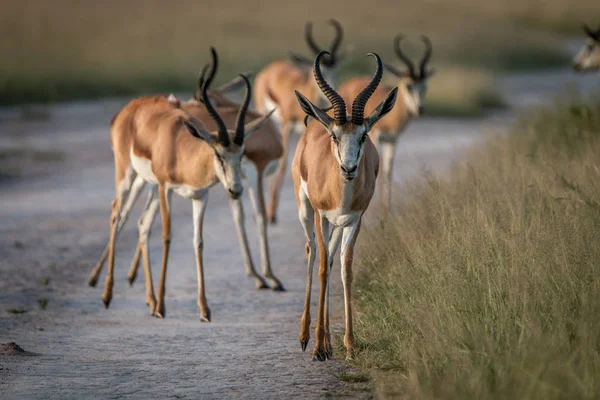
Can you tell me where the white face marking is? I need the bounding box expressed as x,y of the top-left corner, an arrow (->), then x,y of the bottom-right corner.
573,39 -> 600,72
329,124 -> 368,181
213,143 -> 245,199
403,79 -> 426,116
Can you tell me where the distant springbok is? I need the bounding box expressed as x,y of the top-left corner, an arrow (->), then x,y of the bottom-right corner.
89,50 -> 273,321
338,35 -> 434,209
573,24 -> 600,72
293,51 -> 398,361
254,19 -> 345,224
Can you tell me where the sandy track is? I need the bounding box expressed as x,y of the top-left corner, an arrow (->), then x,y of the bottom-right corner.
0,67 -> 596,399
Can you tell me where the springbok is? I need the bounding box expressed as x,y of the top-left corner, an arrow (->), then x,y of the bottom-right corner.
573,24 -> 600,72
87,73 -> 260,286
253,19 -> 345,224
125,49 -> 285,292
338,35 -> 434,209
293,51 -> 398,361
93,51 -> 273,321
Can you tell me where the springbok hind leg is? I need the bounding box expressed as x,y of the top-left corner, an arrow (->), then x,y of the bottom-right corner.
102,166 -> 136,308
267,121 -> 291,224
380,139 -> 397,211
313,212 -> 330,361
153,184 -> 172,318
247,164 -> 284,291
127,186 -> 160,312
88,174 -> 145,287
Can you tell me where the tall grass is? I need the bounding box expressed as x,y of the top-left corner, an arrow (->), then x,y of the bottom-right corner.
1,0 -> 597,109
351,96 -> 600,398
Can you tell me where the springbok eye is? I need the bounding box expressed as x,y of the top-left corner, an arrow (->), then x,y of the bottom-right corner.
332,136 -> 339,144
406,83 -> 414,91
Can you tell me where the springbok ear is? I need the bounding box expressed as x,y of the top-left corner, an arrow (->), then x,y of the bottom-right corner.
365,87 -> 398,130
216,73 -> 256,93
425,68 -> 437,78
243,108 -> 277,139
288,51 -> 313,68
294,90 -> 333,128
180,117 -> 216,146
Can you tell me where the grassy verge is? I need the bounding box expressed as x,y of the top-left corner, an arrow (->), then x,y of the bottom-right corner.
1,0 -> 596,113
349,96 -> 600,398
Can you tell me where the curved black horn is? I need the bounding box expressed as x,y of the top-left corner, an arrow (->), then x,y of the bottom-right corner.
583,24 -> 600,41
394,34 -> 416,78
305,21 -> 322,55
351,53 -> 383,125
314,51 -> 346,124
203,47 -> 229,146
419,35 -> 432,78
194,63 -> 210,102
328,19 -> 344,60
233,74 -> 252,146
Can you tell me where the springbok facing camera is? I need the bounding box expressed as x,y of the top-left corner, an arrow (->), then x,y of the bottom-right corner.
125,49 -> 285,292
573,24 -> 600,72
292,51 -> 398,361
94,49 -> 273,321
338,35 -> 435,209
253,19 -> 345,224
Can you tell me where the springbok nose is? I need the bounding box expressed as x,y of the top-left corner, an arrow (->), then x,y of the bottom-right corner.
418,105 -> 425,115
228,184 -> 243,199
341,165 -> 357,174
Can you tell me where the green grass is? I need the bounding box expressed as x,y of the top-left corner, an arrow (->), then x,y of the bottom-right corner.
349,96 -> 600,399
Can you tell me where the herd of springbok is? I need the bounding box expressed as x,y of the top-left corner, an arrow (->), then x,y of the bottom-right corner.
86,21 -> 599,361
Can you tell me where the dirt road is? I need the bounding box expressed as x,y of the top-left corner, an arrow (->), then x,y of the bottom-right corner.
0,67 -> 596,399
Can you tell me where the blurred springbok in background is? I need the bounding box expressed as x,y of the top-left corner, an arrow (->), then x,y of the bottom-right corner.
254,19 -> 345,224
293,50 -> 398,361
338,35 -> 435,209
573,24 -> 600,72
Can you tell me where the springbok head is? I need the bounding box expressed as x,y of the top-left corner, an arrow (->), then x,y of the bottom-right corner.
295,51 -> 398,182
179,47 -> 273,199
573,24 -> 600,72
383,35 -> 435,116
288,19 -> 345,85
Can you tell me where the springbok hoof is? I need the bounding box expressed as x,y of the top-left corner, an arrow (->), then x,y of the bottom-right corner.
127,273 -> 137,287
88,276 -> 98,287
152,304 -> 165,318
102,294 -> 111,309
255,278 -> 269,290
300,340 -> 308,352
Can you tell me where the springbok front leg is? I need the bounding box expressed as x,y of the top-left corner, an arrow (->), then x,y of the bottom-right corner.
126,186 -> 160,311
324,225 -> 343,359
298,186 -> 316,351
102,166 -> 136,308
245,163 -> 284,291
340,218 -> 362,361
313,212 -> 330,361
153,184 -> 172,318
192,192 -> 212,322
267,121 -> 291,224
229,195 -> 269,290
88,174 -> 146,287
127,187 -> 154,286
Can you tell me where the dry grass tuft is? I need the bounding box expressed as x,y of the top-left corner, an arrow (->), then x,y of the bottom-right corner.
350,95 -> 600,398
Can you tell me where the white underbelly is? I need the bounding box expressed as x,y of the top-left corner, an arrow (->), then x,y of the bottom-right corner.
166,183 -> 208,199
321,209 -> 361,227
130,150 -> 159,185
300,179 -> 361,227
